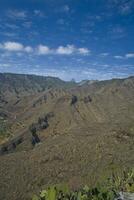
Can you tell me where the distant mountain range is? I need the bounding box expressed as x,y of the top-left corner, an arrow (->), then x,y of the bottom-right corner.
78,79 -> 98,86
0,73 -> 76,97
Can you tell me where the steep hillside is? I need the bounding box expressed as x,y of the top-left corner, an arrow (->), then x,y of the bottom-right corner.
0,73 -> 76,143
0,74 -> 134,200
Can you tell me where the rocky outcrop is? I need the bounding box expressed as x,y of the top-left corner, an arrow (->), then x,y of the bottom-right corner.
116,192 -> 134,200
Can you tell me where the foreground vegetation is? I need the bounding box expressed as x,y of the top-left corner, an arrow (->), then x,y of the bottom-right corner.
32,169 -> 134,200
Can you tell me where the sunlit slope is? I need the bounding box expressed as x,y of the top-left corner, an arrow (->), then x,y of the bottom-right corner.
31,76 -> 134,136
1,76 -> 134,140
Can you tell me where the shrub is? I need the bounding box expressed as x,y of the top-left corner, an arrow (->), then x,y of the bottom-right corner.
83,95 -> 92,103
71,95 -> 78,105
29,123 -> 37,135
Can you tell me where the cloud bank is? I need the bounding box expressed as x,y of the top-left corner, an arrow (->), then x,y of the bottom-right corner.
0,41 -> 90,56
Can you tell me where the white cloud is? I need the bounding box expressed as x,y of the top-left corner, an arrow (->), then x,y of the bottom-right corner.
56,45 -> 75,55
114,55 -> 124,59
0,63 -> 11,67
24,46 -> 33,53
120,4 -> 131,14
7,10 -> 27,19
23,21 -> 32,28
0,41 -> 90,56
5,23 -> 19,29
34,10 -> 41,15
3,42 -> 24,51
119,1 -> 134,15
112,26 -> 124,34
125,53 -> 134,58
56,45 -> 90,55
114,53 -> 134,59
34,10 -> 44,17
56,5 -> 70,14
78,48 -> 90,55
37,45 -> 52,55
1,42 -> 33,53
100,53 -> 109,57
63,5 -> 70,12
3,32 -> 17,37
108,0 -> 134,15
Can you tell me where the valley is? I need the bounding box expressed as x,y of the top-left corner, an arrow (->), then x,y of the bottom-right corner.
0,73 -> 134,200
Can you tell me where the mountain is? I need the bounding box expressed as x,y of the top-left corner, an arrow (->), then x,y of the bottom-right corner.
0,73 -> 76,97
78,79 -> 98,86
0,73 -> 134,200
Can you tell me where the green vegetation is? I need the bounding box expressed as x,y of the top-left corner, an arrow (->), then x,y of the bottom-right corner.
32,169 -> 134,200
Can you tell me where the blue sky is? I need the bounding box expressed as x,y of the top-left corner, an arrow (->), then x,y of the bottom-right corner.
0,0 -> 134,81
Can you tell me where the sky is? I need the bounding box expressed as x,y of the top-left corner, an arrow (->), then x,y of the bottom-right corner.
0,0 -> 134,81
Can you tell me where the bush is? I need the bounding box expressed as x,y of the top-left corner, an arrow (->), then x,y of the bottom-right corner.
38,116 -> 49,130
71,95 -> 78,105
29,123 -> 37,135
83,95 -> 92,103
